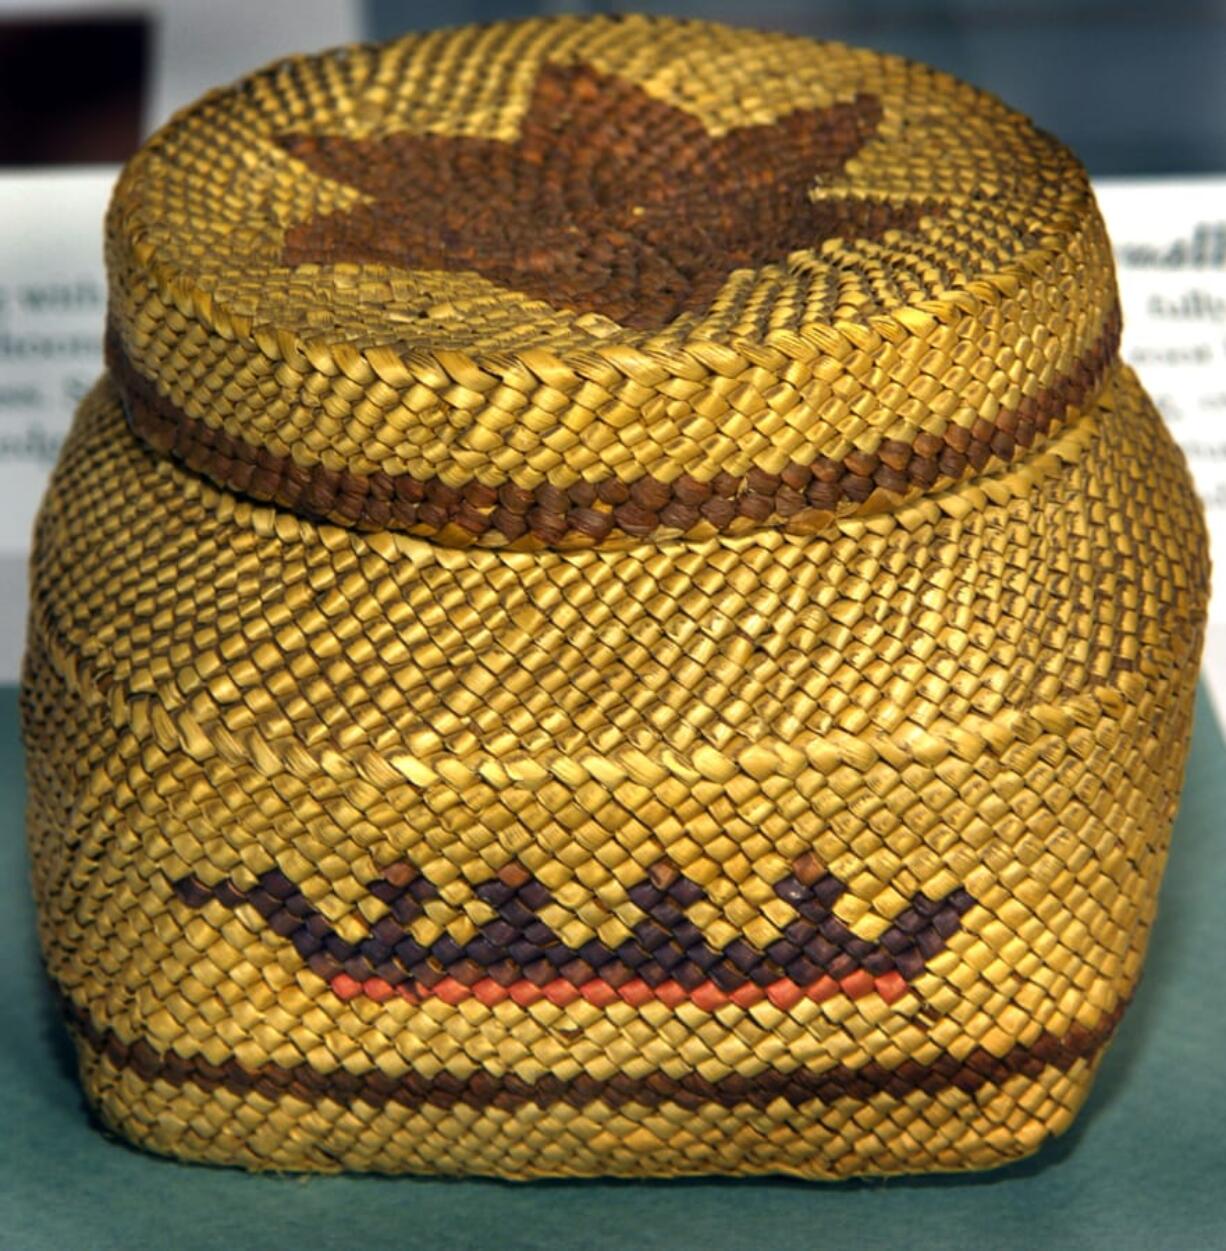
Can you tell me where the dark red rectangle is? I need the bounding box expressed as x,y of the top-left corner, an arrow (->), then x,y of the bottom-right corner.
0,15 -> 149,167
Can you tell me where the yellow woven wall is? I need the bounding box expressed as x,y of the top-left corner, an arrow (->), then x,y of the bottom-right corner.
22,16 -> 1210,1177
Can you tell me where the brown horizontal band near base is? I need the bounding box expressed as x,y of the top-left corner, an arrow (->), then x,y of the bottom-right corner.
63,991 -> 1125,1113
107,304 -> 1120,545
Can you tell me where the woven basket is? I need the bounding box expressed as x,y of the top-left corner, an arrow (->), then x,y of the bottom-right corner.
22,15 -> 1209,1179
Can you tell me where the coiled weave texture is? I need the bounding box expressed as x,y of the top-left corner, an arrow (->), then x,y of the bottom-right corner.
23,15 -> 1210,1178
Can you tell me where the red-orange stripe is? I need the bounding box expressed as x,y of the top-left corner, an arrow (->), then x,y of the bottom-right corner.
328,969 -> 911,1009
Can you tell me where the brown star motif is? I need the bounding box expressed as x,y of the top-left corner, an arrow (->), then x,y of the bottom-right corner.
276,63 -> 932,330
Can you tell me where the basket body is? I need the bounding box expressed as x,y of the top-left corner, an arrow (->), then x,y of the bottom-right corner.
22,16 -> 1209,1178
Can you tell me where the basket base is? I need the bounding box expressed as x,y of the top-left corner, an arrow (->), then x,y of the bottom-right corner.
68,1013 -> 1112,1179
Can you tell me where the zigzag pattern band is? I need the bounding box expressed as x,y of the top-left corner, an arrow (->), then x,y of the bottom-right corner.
172,856 -> 975,1009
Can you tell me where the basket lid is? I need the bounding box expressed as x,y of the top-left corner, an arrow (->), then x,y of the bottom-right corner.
104,14 -> 1120,549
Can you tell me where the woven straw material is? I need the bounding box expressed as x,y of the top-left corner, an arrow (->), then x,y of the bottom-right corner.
23,15 -> 1209,1179
103,15 -> 1119,548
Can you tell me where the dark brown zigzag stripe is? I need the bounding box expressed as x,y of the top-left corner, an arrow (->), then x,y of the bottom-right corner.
64,992 -> 1127,1111
106,303 -> 1121,543
170,856 -> 976,993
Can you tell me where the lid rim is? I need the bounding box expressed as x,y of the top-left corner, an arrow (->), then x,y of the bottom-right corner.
106,303 -> 1122,547
104,15 -> 1122,546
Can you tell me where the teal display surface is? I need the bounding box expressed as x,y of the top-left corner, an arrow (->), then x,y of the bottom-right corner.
2,685 -> 1224,1251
